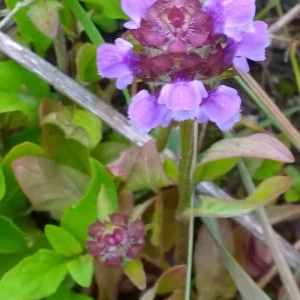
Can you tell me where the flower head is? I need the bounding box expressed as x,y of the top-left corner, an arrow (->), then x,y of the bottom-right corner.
87,213 -> 146,267
96,0 -> 269,132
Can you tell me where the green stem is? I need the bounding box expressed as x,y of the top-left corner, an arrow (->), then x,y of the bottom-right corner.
53,21 -> 69,74
65,0 -> 104,46
237,159 -> 300,300
156,125 -> 172,153
178,120 -> 197,211
176,120 -> 198,300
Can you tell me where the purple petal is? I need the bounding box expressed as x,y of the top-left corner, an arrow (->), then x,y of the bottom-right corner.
233,56 -> 249,72
122,0 -> 157,29
201,85 -> 241,123
216,111 -> 241,131
158,80 -> 208,111
172,107 -> 201,121
128,90 -> 168,133
96,38 -> 140,89
234,21 -> 270,61
204,0 -> 255,41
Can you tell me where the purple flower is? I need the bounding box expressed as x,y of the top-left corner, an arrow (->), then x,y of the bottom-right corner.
87,213 -> 146,267
158,80 -> 208,121
198,85 -> 241,130
122,0 -> 157,29
203,0 -> 255,41
227,21 -> 270,72
128,90 -> 170,133
96,38 -> 140,89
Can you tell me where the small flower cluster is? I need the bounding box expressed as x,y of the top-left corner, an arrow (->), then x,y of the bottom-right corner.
87,213 -> 146,267
97,0 -> 269,132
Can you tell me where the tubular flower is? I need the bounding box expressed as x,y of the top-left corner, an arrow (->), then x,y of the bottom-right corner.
96,0 -> 269,132
87,213 -> 146,267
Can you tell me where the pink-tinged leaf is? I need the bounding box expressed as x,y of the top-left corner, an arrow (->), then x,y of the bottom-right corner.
27,1 -> 63,39
141,265 -> 186,300
12,156 -> 90,219
124,140 -> 173,192
106,147 -> 139,177
195,133 -> 294,183
123,259 -> 146,291
201,133 -> 294,163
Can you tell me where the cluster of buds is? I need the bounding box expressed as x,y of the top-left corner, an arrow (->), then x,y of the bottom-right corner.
97,0 -> 269,132
87,213 -> 146,267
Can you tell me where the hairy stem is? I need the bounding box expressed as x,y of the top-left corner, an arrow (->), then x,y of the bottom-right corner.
174,120 -> 198,299
237,158 -> 300,300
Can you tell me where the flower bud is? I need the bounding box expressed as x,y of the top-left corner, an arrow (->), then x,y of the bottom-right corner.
87,213 -> 146,267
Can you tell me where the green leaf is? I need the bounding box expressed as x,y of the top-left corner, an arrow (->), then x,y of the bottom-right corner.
97,184 -> 115,221
184,176 -> 294,218
5,0 -> 52,55
82,0 -> 126,19
0,92 -> 41,124
202,217 -> 271,300
67,255 -> 93,287
163,158 -> 178,183
43,108 -> 102,149
0,61 -> 50,97
12,156 -> 90,219
27,0 -> 63,39
0,142 -> 47,217
46,283 -> 94,300
0,249 -> 68,300
61,158 -> 117,245
45,225 -> 83,257
0,166 -> 5,201
0,216 -> 26,253
194,133 -> 294,183
76,43 -> 101,82
194,158 -> 237,181
123,259 -> 146,291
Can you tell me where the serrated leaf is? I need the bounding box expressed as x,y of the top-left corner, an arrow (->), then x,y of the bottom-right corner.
61,159 -> 117,245
0,249 -> 68,300
0,216 -> 26,253
184,176 -> 294,218
45,225 -> 83,257
12,156 -> 90,219
123,259 -> 146,291
67,255 -> 93,287
27,0 -> 63,39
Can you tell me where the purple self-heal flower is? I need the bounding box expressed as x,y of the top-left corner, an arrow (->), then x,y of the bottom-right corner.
158,80 -> 208,121
203,0 -> 255,41
96,38 -> 140,89
122,0 -> 157,29
128,90 -> 170,132
198,85 -> 241,130
227,21 -> 270,72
